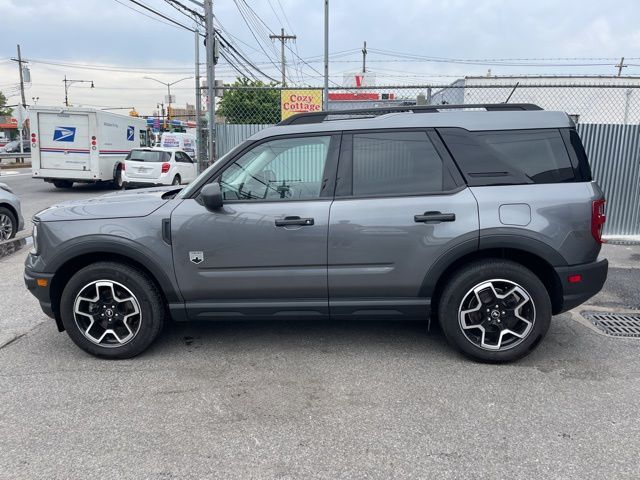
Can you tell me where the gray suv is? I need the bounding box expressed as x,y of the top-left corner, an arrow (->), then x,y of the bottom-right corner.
24,104 -> 608,362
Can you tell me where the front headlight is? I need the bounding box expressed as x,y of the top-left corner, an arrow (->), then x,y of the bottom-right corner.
0,183 -> 13,194
31,223 -> 39,255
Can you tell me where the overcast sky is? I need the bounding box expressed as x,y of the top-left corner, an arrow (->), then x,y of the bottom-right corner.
1,0 -> 640,115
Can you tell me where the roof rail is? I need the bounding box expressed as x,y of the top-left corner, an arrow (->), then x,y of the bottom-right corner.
278,103 -> 543,126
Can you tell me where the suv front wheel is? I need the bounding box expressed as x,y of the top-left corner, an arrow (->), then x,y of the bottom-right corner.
438,260 -> 551,363
59,262 -> 165,359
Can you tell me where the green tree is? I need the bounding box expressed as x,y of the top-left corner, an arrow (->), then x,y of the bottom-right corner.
217,78 -> 280,124
0,91 -> 12,116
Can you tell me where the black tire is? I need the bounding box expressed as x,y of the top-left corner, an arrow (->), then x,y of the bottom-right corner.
59,262 -> 165,359
0,206 -> 17,241
112,167 -> 124,189
53,180 -> 73,189
172,175 -> 181,186
438,259 -> 551,363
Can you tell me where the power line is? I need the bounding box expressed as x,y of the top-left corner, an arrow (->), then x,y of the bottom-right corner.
113,0 -> 188,30
124,0 -> 196,32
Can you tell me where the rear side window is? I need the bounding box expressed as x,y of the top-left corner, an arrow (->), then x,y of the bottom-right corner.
351,131 -> 445,196
439,128 -> 576,185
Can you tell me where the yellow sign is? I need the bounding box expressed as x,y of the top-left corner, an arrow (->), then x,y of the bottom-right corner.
281,89 -> 323,121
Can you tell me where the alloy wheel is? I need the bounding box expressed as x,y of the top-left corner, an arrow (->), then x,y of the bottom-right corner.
0,214 -> 14,241
73,280 -> 142,347
458,279 -> 536,351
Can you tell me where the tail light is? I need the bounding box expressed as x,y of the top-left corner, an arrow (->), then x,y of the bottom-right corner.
591,199 -> 606,244
161,162 -> 170,173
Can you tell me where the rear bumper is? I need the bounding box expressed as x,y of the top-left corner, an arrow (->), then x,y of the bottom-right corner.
554,258 -> 608,313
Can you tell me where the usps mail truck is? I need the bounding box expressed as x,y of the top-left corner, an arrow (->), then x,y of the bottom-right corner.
30,106 -> 149,188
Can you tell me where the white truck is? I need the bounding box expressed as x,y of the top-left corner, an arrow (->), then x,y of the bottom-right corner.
159,131 -> 197,161
29,106 -> 149,188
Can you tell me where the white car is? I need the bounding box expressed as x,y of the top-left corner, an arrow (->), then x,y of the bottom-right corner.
122,148 -> 197,188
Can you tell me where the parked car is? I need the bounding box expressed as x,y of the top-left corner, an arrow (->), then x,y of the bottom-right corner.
24,104 -> 608,362
0,183 -> 24,241
0,140 -> 30,154
122,148 -> 197,188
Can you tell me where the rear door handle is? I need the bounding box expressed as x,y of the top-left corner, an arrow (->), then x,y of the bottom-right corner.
414,211 -> 456,223
275,216 -> 315,227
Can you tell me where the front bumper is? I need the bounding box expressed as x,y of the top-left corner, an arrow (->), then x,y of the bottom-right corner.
24,254 -> 56,321
554,257 -> 608,313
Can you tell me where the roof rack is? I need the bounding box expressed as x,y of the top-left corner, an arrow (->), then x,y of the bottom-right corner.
278,103 -> 543,126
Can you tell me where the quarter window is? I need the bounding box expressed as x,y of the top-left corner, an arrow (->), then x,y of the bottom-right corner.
219,136 -> 331,201
439,128 -> 576,185
351,131 -> 445,196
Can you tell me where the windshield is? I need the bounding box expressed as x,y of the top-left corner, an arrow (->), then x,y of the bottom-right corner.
126,150 -> 171,162
177,142 -> 248,199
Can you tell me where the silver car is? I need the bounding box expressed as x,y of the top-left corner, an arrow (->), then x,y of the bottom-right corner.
0,183 -> 24,241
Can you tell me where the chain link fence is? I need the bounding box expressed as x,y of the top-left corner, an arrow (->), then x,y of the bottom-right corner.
216,82 -> 640,131
213,82 -> 640,239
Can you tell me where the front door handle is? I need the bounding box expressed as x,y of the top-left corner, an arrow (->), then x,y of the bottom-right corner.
414,211 -> 456,223
275,216 -> 315,227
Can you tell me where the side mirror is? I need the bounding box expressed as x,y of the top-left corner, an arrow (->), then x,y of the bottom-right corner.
201,183 -> 223,211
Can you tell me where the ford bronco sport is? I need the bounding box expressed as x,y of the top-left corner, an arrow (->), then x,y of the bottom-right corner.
24,104 -> 608,362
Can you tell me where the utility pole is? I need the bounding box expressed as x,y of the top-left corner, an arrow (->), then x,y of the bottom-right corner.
11,44 -> 29,162
362,41 -> 367,74
270,28 -> 296,86
204,0 -> 216,164
323,0 -> 329,109
194,27 -> 205,172
616,57 -> 626,77
11,44 -> 28,109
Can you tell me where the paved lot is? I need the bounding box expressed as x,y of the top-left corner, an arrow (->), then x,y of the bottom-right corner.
0,174 -> 639,479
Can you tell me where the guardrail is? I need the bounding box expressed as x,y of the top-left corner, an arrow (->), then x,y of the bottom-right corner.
0,152 -> 31,160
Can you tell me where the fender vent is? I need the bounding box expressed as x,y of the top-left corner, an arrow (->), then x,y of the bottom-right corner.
581,311 -> 640,337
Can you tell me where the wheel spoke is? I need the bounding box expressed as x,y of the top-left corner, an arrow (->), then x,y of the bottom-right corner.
458,278 -> 536,352
73,280 -> 142,348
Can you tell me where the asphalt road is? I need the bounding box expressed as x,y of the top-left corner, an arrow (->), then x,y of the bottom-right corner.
0,172 -> 639,479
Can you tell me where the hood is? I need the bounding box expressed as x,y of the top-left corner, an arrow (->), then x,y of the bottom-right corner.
35,186 -> 182,222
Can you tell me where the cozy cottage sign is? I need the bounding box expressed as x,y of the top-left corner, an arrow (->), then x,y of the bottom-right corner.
280,89 -> 323,120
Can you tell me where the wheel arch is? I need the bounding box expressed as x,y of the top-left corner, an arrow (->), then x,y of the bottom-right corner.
0,202 -> 18,225
48,241 -> 185,330
425,245 -> 564,317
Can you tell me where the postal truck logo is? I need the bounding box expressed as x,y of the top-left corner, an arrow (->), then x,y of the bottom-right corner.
127,126 -> 135,141
53,126 -> 76,142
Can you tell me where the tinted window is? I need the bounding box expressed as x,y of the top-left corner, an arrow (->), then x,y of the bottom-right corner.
126,150 -> 170,162
440,128 -> 575,185
219,136 -> 330,201
352,131 -> 444,196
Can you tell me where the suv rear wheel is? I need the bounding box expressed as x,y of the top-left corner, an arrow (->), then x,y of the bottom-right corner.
59,262 -> 165,359
438,259 -> 551,363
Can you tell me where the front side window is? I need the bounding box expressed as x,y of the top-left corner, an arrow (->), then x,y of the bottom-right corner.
219,136 -> 331,201
351,131 -> 445,196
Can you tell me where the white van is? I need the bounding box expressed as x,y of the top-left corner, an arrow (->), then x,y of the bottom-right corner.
159,132 -> 197,161
30,106 -> 149,188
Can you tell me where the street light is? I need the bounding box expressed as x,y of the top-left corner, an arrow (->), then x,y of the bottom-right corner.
63,76 -> 94,107
143,76 -> 193,130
